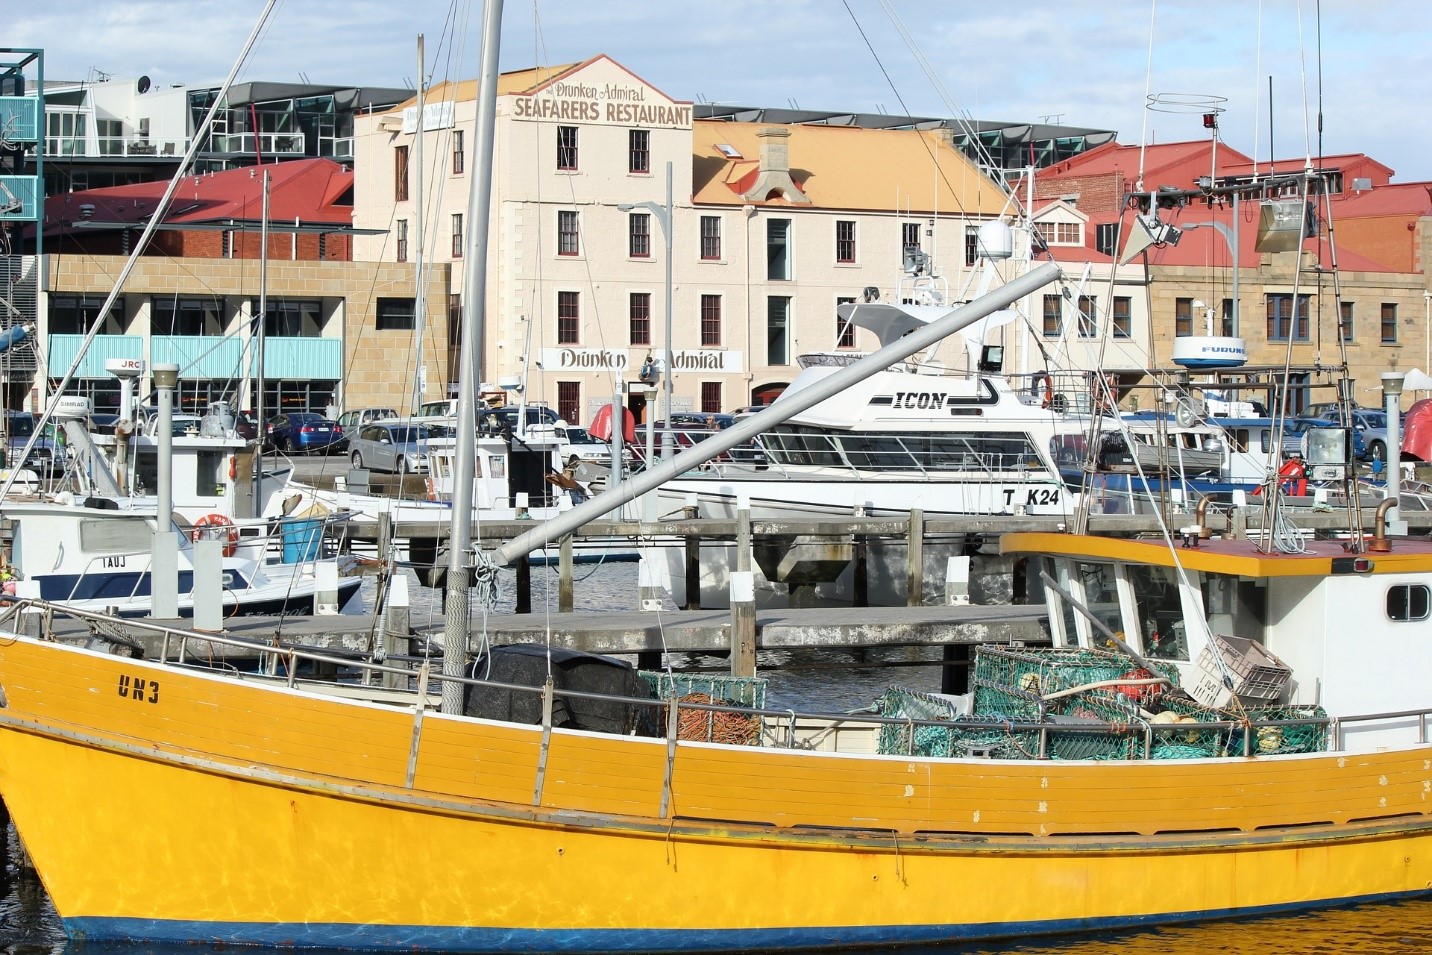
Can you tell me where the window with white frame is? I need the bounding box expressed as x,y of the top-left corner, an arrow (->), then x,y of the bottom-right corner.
557,210 -> 580,256
835,220 -> 856,264
556,126 -> 578,171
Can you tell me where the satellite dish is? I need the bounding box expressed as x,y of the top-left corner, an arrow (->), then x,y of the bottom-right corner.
137,75 -> 151,94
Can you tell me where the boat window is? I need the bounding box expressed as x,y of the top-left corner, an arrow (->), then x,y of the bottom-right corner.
1076,561 -> 1121,646
1387,584 -> 1431,622
1047,559 -> 1079,647
1202,572 -> 1268,637
195,450 -> 224,496
79,518 -> 151,555
1126,563 -> 1189,660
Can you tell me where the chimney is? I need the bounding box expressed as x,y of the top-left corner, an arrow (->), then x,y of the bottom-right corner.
740,127 -> 811,204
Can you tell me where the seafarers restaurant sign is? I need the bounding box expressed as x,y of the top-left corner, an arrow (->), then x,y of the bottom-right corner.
513,79 -> 692,129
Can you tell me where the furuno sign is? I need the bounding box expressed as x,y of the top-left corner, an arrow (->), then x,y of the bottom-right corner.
513,81 -> 692,129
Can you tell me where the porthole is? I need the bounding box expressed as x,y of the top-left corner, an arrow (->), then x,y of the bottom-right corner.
1386,584 -> 1430,622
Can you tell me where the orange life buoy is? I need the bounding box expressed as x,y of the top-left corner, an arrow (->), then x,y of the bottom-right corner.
1031,372 -> 1054,410
1089,372 -> 1118,412
191,512 -> 239,557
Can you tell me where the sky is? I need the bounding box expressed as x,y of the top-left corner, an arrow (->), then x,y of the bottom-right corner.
12,0 -> 1432,181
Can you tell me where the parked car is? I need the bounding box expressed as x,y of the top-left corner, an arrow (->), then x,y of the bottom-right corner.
336,407 -> 399,432
265,412 -> 344,453
348,421 -> 449,474
233,410 -> 258,440
4,412 -> 62,472
1297,402 -> 1377,422
558,425 -> 612,466
144,414 -> 205,438
334,408 -> 399,450
477,404 -> 561,435
666,412 -> 735,430
1346,409 -> 1391,462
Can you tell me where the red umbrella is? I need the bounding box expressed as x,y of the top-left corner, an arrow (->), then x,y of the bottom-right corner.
587,404 -> 636,443
1402,398 -> 1432,462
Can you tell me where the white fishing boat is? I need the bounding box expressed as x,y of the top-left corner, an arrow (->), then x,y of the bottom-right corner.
0,494 -> 360,618
654,257 -> 1073,523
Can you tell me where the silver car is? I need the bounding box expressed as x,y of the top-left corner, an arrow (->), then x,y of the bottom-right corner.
348,422 -> 448,474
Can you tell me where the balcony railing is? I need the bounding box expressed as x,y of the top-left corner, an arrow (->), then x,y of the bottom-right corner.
262,337 -> 341,380
48,335 -> 341,381
48,335 -> 144,378
210,132 -> 306,156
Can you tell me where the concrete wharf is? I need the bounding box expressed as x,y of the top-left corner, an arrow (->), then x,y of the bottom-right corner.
46,603 -> 1049,663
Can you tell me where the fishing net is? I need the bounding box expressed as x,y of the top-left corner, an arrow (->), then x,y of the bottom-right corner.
877,685 -> 964,757
639,671 -> 767,745
1150,694 -> 1329,757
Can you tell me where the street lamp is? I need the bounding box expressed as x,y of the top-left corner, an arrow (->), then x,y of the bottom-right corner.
619,161 -> 675,461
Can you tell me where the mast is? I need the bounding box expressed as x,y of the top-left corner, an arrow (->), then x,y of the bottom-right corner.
252,168 -> 269,506
0,0 -> 280,502
442,0 -> 503,715
411,35 -> 428,413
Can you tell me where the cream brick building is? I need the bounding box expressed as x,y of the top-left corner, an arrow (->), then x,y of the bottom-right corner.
351,54 -> 1147,425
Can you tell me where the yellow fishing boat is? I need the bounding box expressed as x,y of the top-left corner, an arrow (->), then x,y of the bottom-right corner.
2,501 -> 1432,950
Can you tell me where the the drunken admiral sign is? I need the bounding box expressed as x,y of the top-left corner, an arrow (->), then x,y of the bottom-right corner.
538,349 -> 745,374
511,56 -> 691,130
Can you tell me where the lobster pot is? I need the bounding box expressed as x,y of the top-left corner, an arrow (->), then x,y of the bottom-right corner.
973,646 -> 1179,713
639,671 -> 766,745
1154,695 -> 1328,757
878,686 -> 964,757
1188,634 -> 1291,709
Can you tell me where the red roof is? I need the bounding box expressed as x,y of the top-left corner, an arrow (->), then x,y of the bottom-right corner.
43,158 -> 354,235
1036,139 -> 1254,186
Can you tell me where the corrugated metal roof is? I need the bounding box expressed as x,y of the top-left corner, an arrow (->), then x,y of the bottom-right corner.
41,158 -> 354,235
691,121 -> 1009,215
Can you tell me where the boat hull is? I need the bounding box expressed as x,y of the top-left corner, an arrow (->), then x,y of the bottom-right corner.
2,637 -> 1432,951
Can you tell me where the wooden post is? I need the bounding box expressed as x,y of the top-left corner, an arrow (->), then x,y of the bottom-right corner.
683,502 -> 700,610
731,506 -> 755,677
906,507 -> 924,607
516,557 -> 532,614
377,511 -> 393,566
558,534 -> 574,611
730,571 -> 756,678
382,574 -> 410,691
852,505 -> 868,607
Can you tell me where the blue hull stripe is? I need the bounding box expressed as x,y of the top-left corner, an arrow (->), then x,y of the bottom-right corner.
63,889 -> 1432,952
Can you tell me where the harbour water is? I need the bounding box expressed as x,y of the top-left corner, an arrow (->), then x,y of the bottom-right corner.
4,562 -> 1432,952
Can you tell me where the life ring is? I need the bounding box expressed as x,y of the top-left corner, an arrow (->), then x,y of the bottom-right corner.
1090,372 -> 1118,412
1030,372 -> 1054,410
191,513 -> 239,557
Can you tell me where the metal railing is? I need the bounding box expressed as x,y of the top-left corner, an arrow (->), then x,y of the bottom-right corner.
4,597 -> 1415,763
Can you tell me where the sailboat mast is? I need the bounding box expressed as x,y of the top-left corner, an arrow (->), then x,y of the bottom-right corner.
442,0 -> 503,715
411,35 -> 428,413
252,169 -> 269,506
